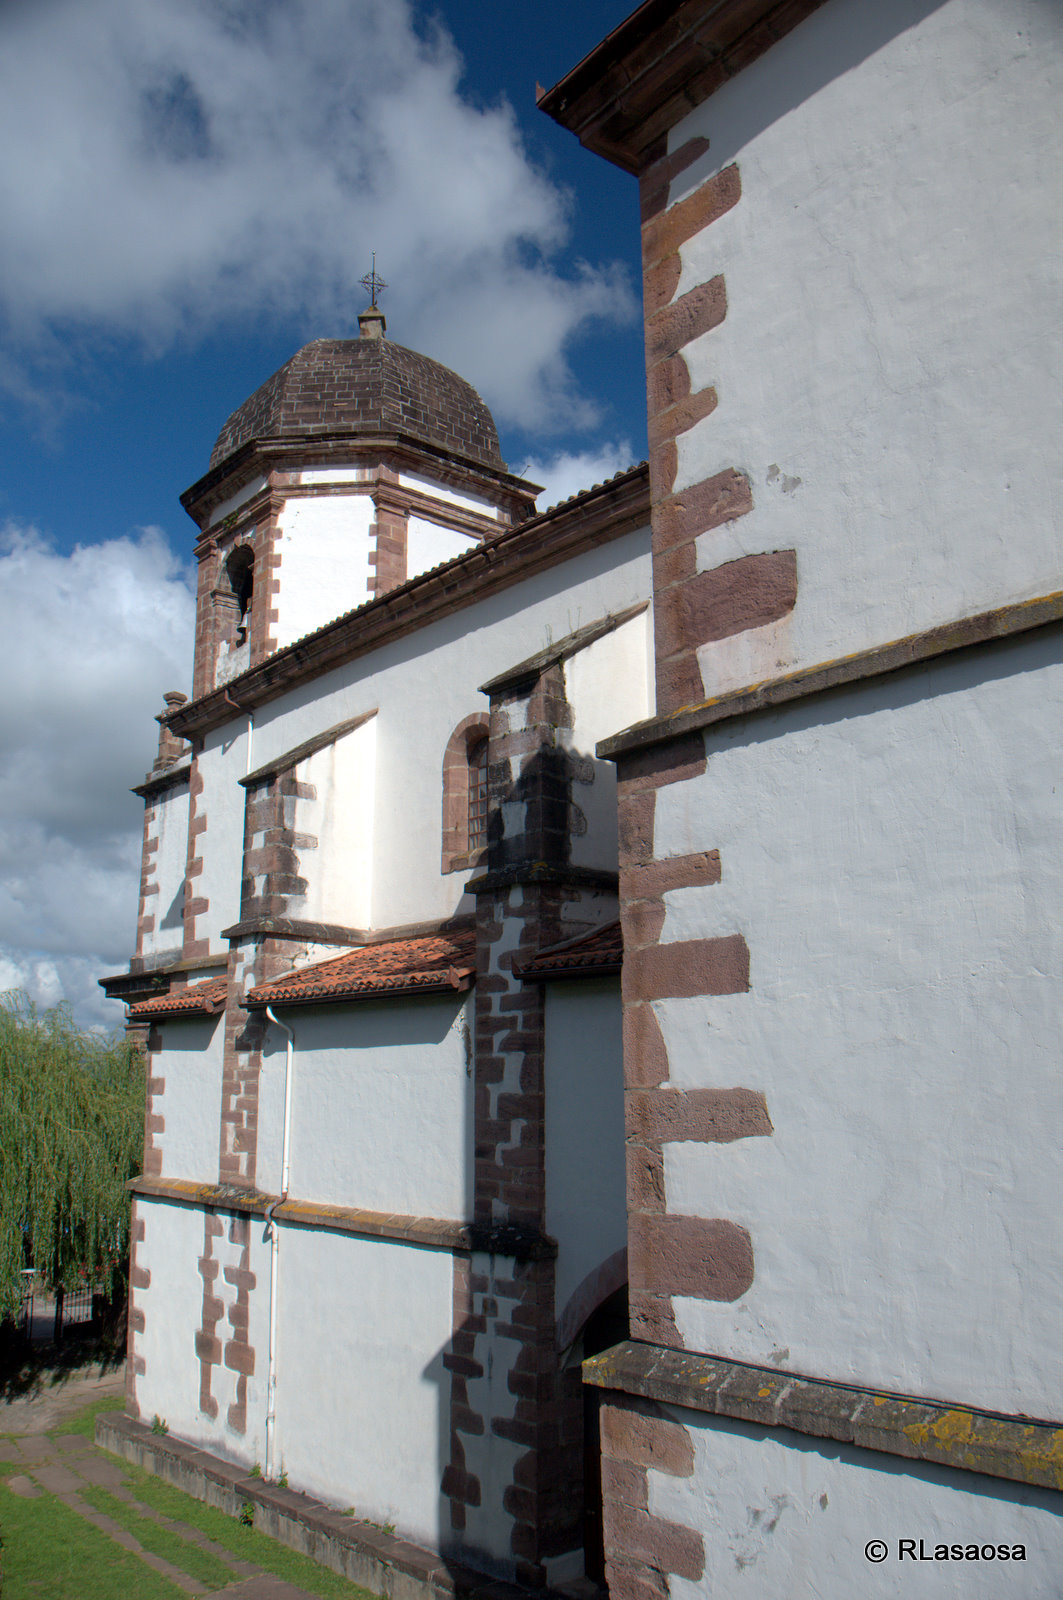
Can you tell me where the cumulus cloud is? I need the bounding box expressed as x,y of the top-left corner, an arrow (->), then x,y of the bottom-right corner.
524,441 -> 639,513
0,523 -> 195,1027
0,0 -> 635,432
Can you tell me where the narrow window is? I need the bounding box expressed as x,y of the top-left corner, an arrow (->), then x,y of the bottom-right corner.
467,737 -> 489,852
225,546 -> 254,644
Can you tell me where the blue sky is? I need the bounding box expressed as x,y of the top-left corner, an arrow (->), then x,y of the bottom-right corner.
0,0 -> 646,1025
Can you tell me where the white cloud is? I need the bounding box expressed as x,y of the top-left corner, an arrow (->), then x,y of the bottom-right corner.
0,0 -> 635,433
0,522 -> 195,1028
523,440 -> 639,513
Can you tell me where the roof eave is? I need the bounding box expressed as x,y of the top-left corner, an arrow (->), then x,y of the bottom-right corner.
166,463 -> 649,740
246,972 -> 474,1010
538,0 -> 830,173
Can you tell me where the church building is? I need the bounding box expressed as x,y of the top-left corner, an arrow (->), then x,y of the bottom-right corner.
102,298 -> 652,1587
104,0 -> 1063,1595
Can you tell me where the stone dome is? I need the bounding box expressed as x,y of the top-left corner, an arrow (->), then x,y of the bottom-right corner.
209,335 -> 506,474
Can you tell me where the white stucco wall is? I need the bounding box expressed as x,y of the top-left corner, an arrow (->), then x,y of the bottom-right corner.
240,526 -> 650,931
134,1196 -> 271,1469
290,716 -> 375,931
141,781 -> 190,959
398,471 -> 504,520
407,515 -> 479,581
545,979 -> 626,1327
255,997 -> 473,1218
191,730 -> 249,952
273,493 -> 375,649
657,1406 -> 1063,1599
271,1229 -> 454,1546
153,1015 -> 224,1182
650,628 -> 1063,1416
566,613 -> 653,871
665,0 -> 1063,697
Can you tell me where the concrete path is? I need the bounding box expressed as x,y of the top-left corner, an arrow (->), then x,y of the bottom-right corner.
0,1366 -> 331,1598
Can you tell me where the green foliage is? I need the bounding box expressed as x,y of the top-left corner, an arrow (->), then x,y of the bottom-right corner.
0,993 -> 145,1321
150,1415 -> 168,1436
239,1500 -> 255,1527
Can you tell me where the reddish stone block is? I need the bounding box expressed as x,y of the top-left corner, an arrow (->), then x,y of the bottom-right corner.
629,1213 -> 754,1303
643,251 -> 682,315
618,790 -> 656,867
642,163 -> 741,267
623,934 -> 750,1001
623,1002 -> 670,1088
655,550 -> 798,658
223,1339 -> 255,1376
646,277 -> 727,366
627,1086 -> 773,1146
601,1458 -> 649,1510
654,467 -> 754,553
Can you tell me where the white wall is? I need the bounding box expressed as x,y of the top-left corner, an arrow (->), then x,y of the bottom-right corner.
135,1196 -> 271,1470
650,628 -> 1063,1417
398,471 -> 504,520
256,997 -> 473,1218
273,494 -> 375,649
291,716 -> 376,931
665,0 -> 1063,697
193,729 -> 250,952
154,1015 -> 224,1182
241,526 -> 651,931
272,1229 -> 454,1546
545,979 -> 626,1326
142,781 -> 190,960
566,613 -> 653,871
407,515 -> 479,581
657,1405 -> 1063,1600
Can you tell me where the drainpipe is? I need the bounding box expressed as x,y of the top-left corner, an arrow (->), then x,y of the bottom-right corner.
222,688 -> 254,777
263,1005 -> 294,1482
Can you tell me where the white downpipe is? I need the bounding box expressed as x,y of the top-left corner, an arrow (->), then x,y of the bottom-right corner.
263,1005 -> 294,1483
246,710 -> 254,778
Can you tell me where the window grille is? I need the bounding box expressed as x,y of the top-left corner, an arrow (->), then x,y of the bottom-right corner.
467,738 -> 489,852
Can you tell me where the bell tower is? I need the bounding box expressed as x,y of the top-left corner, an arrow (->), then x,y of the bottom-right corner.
180,285 -> 539,700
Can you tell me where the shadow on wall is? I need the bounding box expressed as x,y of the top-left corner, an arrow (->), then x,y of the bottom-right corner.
687,0 -> 951,177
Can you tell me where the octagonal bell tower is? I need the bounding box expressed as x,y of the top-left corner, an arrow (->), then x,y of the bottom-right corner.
181,303 -> 539,699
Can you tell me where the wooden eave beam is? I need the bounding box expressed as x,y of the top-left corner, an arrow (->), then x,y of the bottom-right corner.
538,0 -> 829,173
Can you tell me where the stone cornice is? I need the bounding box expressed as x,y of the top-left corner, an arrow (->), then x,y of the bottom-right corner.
585,1340 -> 1063,1492
239,709 -> 378,788
129,1175 -> 556,1260
480,601 -> 649,694
599,588 -> 1063,761
167,465 -> 649,740
132,762 -> 192,800
182,432 -> 538,530
538,0 -> 829,173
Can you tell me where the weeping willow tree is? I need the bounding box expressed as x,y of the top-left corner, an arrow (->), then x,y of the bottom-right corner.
0,994 -> 145,1322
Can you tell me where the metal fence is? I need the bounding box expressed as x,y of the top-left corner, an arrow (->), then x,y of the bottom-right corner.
19,1271 -> 100,1343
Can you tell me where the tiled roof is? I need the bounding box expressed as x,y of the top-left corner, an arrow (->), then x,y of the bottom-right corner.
515,921 -> 622,980
210,338 -> 505,473
129,976 -> 228,1019
246,928 -> 476,1009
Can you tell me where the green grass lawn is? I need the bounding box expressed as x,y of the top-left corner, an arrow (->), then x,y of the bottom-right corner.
0,1474 -> 184,1600
0,1397 -> 380,1600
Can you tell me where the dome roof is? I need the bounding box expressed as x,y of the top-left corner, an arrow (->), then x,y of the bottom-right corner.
209,336 -> 506,473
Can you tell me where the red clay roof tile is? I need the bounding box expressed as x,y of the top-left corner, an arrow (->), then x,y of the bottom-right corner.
246,927 -> 476,1009
129,976 -> 228,1019
515,921 -> 622,980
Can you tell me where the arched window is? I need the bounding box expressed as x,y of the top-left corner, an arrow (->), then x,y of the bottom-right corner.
467,737 -> 489,853
441,715 -> 491,874
225,545 -> 254,644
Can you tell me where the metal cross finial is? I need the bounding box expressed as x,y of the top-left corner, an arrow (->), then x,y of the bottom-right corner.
360,253 -> 387,309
